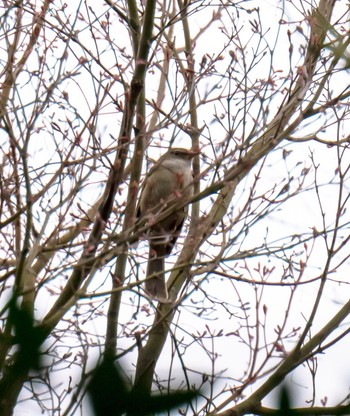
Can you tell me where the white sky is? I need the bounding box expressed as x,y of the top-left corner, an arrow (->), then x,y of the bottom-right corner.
1,0 -> 350,415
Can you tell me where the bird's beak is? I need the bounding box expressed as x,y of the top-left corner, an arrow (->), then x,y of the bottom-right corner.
189,148 -> 201,158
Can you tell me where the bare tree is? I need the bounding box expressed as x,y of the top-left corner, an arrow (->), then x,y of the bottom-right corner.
1,0 -> 350,415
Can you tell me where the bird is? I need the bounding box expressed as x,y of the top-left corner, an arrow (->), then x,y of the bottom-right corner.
137,147 -> 199,302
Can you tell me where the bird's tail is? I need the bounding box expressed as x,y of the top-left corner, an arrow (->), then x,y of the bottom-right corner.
145,244 -> 168,301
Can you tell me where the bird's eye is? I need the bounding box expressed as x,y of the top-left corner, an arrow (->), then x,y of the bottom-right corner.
173,151 -> 180,156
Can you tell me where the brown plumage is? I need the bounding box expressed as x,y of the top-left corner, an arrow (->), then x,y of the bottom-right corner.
137,148 -> 198,301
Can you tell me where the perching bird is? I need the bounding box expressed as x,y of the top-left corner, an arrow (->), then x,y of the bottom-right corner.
137,147 -> 198,302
